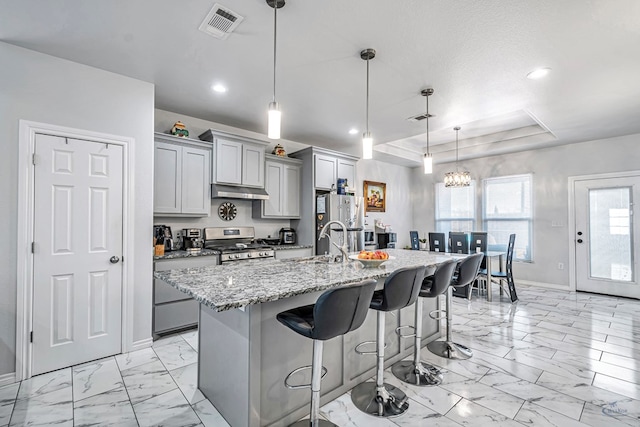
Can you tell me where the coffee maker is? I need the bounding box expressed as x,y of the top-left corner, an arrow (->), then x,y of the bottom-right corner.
153,225 -> 175,252
182,228 -> 203,253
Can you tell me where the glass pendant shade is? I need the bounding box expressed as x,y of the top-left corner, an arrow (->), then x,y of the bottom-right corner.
423,153 -> 433,174
362,132 -> 373,159
444,171 -> 471,187
268,102 -> 281,139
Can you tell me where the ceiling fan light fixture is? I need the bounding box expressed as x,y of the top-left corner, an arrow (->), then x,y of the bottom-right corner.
360,48 -> 376,160
444,126 -> 471,187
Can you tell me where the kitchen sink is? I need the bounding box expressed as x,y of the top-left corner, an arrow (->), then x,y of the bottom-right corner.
287,255 -> 340,264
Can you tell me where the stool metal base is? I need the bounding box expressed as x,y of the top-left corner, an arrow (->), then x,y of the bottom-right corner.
350,382 -> 409,417
289,419 -> 338,427
427,340 -> 473,360
391,360 -> 443,386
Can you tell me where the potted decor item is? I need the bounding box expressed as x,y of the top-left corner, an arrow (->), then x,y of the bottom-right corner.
419,238 -> 428,250
272,143 -> 286,157
170,121 -> 189,138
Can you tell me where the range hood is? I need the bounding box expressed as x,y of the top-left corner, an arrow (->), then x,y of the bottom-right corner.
211,184 -> 269,200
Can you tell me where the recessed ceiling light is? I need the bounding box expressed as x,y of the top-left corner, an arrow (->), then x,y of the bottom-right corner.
211,84 -> 228,93
348,128 -> 358,135
526,67 -> 551,80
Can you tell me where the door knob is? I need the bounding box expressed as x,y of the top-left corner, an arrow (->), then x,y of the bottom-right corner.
577,231 -> 583,236
577,239 -> 583,244
110,256 -> 120,264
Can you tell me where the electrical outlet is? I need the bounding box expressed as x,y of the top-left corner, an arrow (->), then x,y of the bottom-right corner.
558,262 -> 564,270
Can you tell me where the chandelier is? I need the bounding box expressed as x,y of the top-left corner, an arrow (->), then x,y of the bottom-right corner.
444,126 -> 471,187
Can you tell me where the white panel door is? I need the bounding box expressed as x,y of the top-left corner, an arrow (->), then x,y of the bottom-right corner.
575,176 -> 640,299
33,134 -> 123,375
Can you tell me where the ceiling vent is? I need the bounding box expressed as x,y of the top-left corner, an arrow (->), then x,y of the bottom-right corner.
407,113 -> 435,122
199,3 -> 244,40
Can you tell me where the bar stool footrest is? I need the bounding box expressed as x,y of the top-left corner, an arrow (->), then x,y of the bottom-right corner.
284,365 -> 328,390
428,309 -> 446,321
355,340 -> 387,356
394,324 -> 416,339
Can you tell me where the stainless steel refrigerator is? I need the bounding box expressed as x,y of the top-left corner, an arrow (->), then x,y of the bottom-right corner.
316,194 -> 365,256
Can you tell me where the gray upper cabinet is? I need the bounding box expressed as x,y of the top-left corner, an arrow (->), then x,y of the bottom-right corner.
154,133 -> 211,217
215,138 -> 243,185
313,152 -> 357,191
253,155 -> 301,218
200,130 -> 266,188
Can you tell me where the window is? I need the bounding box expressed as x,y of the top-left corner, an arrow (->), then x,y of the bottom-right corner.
483,174 -> 532,261
435,181 -> 476,236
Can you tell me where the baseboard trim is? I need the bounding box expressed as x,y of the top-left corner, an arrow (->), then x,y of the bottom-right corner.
517,280 -> 571,291
0,372 -> 17,387
131,337 -> 153,352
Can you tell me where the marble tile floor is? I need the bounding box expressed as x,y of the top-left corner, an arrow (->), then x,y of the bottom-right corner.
1,285 -> 639,426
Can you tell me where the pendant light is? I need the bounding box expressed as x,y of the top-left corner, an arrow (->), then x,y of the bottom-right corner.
361,48 -> 376,159
444,126 -> 471,187
267,0 -> 285,139
422,88 -> 434,174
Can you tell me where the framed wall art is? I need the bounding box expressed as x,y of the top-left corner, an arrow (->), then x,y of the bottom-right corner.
364,180 -> 386,212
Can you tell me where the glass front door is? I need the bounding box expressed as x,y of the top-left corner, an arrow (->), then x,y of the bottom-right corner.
575,176 -> 640,298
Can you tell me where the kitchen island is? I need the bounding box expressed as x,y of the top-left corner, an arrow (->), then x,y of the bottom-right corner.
154,249 -> 463,427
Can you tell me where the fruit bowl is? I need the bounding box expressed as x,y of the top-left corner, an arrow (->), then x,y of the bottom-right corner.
349,254 -> 395,268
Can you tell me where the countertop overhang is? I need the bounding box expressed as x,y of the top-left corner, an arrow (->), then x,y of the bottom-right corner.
153,249 -> 466,312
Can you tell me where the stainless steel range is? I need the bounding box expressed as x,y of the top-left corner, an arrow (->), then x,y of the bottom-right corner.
203,226 -> 275,263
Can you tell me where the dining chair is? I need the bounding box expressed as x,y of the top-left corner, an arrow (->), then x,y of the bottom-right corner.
448,232 -> 468,254
428,232 -> 446,252
409,230 -> 420,250
478,233 -> 518,302
469,232 -> 488,298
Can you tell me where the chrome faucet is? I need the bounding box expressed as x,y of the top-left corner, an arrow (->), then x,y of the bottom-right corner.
318,220 -> 349,264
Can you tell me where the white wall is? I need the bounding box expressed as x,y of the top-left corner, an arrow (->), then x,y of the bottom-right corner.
356,159 -> 415,248
0,42 -> 155,377
411,133 -> 640,288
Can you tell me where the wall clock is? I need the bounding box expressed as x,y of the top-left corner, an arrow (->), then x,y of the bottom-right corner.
218,202 -> 237,221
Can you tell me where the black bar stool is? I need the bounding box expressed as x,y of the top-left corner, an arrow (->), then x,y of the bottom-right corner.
277,279 -> 377,427
427,253 -> 483,360
391,259 -> 458,386
351,266 -> 426,417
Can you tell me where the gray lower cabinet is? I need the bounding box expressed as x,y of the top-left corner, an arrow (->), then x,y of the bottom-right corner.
273,247 -> 313,260
153,256 -> 219,337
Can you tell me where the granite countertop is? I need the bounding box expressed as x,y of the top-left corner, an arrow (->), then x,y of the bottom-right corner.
154,248 -> 220,261
270,244 -> 313,251
153,249 -> 466,312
